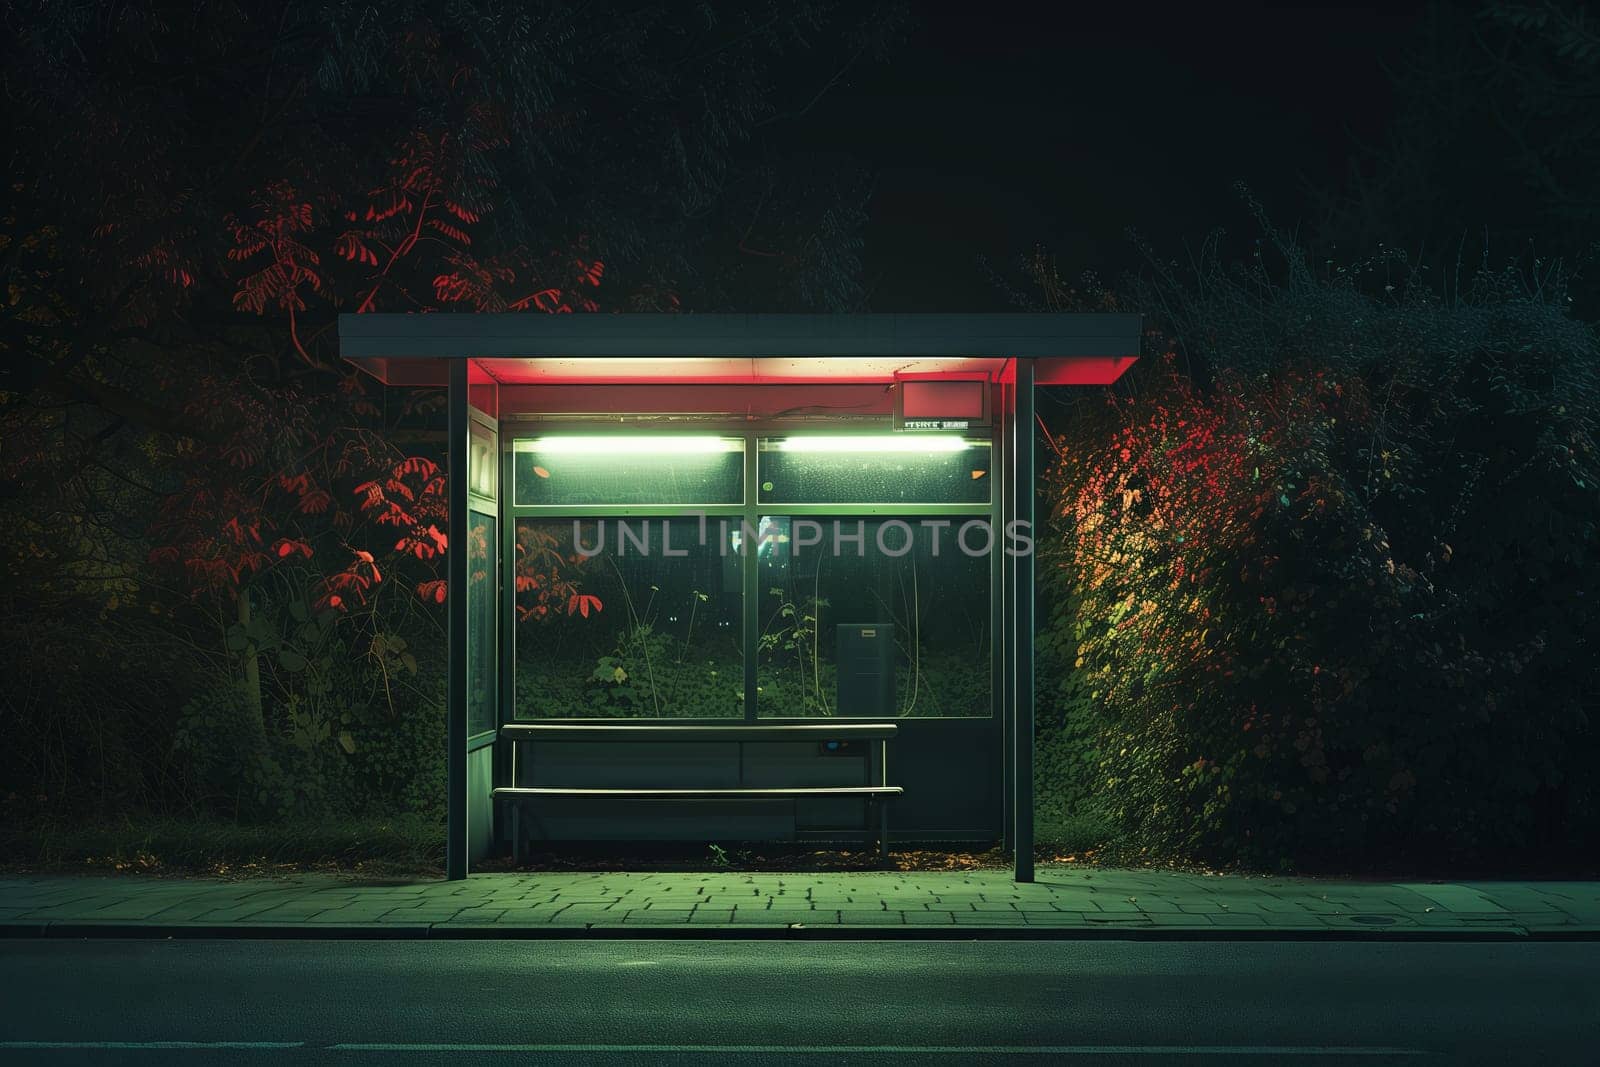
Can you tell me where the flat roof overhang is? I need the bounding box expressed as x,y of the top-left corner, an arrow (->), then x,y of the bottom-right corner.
338,312 -> 1141,386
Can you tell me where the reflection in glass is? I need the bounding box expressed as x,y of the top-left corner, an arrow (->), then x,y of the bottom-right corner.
514,518 -> 743,718
757,517 -> 990,718
468,422 -> 496,500
466,510 -> 497,736
513,436 -> 744,506
758,435 -> 991,505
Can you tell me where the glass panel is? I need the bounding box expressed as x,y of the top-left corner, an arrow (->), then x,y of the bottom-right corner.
513,435 -> 744,507
758,435 -> 991,504
757,516 -> 992,718
466,510 -> 497,736
514,517 -> 744,718
468,421 -> 496,501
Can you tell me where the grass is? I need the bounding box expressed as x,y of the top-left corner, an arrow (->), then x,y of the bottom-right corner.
1034,800 -> 1117,854
0,813 -> 444,877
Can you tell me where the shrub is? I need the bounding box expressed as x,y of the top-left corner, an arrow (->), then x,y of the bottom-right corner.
339,673 -> 446,821
172,667 -> 444,824
1038,235 -> 1600,869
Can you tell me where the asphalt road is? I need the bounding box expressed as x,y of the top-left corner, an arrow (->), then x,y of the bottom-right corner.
0,940 -> 1595,1065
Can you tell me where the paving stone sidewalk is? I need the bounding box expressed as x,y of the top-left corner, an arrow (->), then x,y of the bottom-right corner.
2,866 -> 1597,938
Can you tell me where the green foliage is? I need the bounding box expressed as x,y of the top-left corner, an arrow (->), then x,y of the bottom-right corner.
172,670 -> 445,824
0,814 -> 444,874
0,0 -> 900,848
756,582 -> 989,718
1033,667 -> 1100,814
173,682 -> 326,822
520,623 -> 743,719
757,663 -> 838,717
1033,807 -> 1117,856
1037,230 -> 1600,869
519,612 -> 986,719
906,655 -> 988,719
340,677 -> 446,822
594,624 -> 741,717
759,586 -> 831,715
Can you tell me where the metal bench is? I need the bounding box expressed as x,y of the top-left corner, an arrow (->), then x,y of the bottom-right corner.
495,723 -> 902,861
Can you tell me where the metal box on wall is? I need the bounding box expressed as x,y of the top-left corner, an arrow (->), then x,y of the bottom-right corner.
836,622 -> 896,717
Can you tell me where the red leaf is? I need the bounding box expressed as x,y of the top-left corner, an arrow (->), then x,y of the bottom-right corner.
334,232 -> 380,266
566,593 -> 602,618
397,457 -> 439,480
428,218 -> 471,245
532,466 -> 550,479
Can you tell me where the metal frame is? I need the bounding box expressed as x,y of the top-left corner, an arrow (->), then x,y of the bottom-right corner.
446,362 -> 469,881
466,407 -> 499,749
1011,358 -> 1036,883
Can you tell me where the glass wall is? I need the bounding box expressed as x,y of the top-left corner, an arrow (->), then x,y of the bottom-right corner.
514,518 -> 744,718
514,435 -> 743,507
466,510 -> 497,736
758,435 -> 991,505
465,415 -> 498,738
508,429 -> 994,720
756,517 -> 990,718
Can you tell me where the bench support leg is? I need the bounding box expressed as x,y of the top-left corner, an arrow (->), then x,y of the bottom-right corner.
879,799 -> 889,862
510,804 -> 521,866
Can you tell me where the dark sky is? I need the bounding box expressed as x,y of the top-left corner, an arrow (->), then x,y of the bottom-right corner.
791,2 -> 1431,311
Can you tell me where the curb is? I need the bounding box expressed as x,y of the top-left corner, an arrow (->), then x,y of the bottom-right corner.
4,921 -> 1598,942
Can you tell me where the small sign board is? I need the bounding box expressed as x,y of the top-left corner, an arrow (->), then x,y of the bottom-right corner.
893,378 -> 991,431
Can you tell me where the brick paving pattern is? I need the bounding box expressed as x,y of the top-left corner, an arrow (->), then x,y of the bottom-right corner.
3,867 -> 1597,937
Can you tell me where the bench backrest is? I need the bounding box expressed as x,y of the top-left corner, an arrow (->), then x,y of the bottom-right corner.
501,722 -> 894,791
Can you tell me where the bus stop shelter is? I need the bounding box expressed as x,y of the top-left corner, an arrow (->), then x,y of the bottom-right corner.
339,313 -> 1141,881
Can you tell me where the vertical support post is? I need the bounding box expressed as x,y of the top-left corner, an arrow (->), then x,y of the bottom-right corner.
742,433 -> 760,721
999,379 -> 1014,850
446,360 -> 469,880
1012,358 -> 1036,883
879,797 -> 889,861
500,441 -> 518,823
